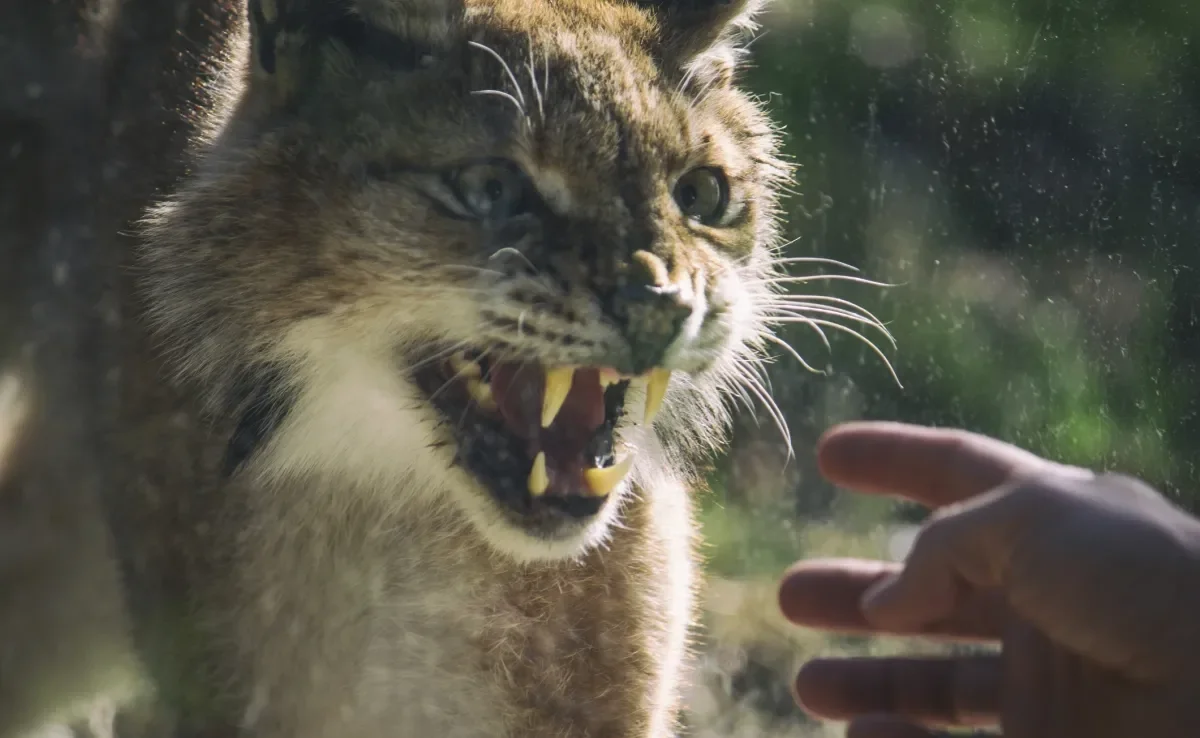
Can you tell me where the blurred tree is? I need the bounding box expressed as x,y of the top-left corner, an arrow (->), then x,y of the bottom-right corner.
0,2 -> 238,734
709,0 -> 1200,522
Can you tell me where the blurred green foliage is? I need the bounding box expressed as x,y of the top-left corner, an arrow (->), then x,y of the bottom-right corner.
701,0 -> 1200,573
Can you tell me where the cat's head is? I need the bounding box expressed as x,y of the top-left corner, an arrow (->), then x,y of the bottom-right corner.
141,0 -> 792,561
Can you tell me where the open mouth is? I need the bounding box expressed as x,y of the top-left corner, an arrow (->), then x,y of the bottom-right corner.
410,347 -> 670,530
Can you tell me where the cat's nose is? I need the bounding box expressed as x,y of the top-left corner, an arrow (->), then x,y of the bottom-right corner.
611,251 -> 698,374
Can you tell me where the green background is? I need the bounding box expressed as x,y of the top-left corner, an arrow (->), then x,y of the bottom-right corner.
686,2 -> 1200,734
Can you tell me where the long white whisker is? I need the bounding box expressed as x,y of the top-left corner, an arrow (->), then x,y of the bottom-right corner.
797,315 -> 832,350
788,318 -> 902,388
762,333 -> 826,376
470,89 -> 527,119
762,294 -> 891,328
489,246 -> 538,274
765,256 -> 864,272
769,302 -> 892,330
526,40 -> 546,122
766,306 -> 896,349
763,234 -> 805,255
468,40 -> 526,108
749,274 -> 897,289
739,365 -> 793,458
762,302 -> 891,334
720,363 -> 761,424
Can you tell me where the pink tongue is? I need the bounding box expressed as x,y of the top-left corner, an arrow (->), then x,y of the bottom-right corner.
489,364 -> 606,495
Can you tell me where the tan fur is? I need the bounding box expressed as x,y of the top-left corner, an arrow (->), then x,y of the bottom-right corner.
0,0 -> 792,736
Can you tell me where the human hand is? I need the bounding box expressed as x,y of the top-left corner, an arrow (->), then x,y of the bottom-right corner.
779,421 -> 1200,737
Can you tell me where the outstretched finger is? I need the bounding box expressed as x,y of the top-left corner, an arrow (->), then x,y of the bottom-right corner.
816,422 -> 1079,509
794,656 -> 1001,728
779,559 -> 1008,641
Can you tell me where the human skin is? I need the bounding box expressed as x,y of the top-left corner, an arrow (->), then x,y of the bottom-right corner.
778,421 -> 1200,737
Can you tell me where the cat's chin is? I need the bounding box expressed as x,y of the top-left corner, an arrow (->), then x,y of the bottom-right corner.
445,474 -> 631,564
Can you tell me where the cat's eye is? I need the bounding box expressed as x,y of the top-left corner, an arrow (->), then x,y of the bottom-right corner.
450,159 -> 531,221
673,167 -> 730,226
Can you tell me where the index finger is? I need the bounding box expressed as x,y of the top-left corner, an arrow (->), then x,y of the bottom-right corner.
817,422 -> 1071,509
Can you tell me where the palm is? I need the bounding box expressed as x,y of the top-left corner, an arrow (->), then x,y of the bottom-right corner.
1000,619 -> 1192,738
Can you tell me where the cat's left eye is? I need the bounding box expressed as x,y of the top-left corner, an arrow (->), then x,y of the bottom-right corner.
450,159 -> 531,221
673,167 -> 730,226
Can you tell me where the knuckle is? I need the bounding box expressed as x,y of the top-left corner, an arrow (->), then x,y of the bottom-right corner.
911,510 -> 960,557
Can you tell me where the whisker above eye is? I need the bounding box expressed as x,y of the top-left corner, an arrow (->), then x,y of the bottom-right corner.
470,89 -> 528,123
487,247 -> 538,275
467,40 -> 527,108
525,39 -> 546,123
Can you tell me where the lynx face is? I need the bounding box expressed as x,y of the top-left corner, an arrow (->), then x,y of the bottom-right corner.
141,0 -> 789,560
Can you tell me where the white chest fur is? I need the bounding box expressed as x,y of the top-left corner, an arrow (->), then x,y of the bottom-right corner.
354,529 -> 512,737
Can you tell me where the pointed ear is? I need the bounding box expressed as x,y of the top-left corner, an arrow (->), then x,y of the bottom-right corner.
246,0 -> 463,105
633,0 -> 767,70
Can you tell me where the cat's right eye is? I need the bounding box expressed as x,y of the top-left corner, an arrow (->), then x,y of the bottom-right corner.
449,159 -> 532,221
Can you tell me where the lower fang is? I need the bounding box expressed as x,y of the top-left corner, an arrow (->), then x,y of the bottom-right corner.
583,457 -> 633,497
528,452 -> 549,497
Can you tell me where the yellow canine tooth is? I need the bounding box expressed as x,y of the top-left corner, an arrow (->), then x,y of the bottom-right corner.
583,456 -> 633,497
541,366 -> 575,428
528,452 -> 549,497
642,368 -> 672,425
466,377 -> 497,411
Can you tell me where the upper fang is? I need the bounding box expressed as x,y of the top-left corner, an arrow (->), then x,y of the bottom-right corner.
542,366 -> 575,428
643,368 -> 671,425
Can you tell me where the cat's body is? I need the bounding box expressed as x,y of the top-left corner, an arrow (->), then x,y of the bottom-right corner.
0,0 -> 793,735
